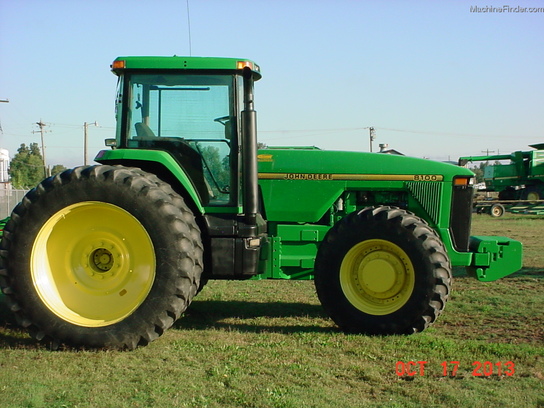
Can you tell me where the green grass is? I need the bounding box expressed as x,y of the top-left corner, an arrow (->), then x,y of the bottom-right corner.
0,214 -> 543,408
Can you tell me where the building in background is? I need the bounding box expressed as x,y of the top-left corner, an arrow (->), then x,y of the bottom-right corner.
0,148 -> 10,194
0,148 -> 10,182
378,143 -> 404,156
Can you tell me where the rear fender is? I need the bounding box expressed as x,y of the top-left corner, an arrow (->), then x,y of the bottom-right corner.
95,149 -> 205,214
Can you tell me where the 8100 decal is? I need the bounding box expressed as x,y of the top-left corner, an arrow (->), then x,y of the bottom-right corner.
395,361 -> 515,377
412,174 -> 441,181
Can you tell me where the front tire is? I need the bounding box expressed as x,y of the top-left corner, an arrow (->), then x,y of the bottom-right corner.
314,206 -> 451,335
0,165 -> 203,349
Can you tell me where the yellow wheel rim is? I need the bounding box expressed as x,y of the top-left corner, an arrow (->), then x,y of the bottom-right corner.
491,205 -> 504,217
340,239 -> 415,315
527,191 -> 540,204
31,202 -> 156,327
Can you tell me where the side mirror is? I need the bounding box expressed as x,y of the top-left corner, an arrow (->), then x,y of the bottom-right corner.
105,138 -> 117,149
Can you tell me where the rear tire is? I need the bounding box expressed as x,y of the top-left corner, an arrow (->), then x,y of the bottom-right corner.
0,165 -> 203,349
314,206 -> 451,335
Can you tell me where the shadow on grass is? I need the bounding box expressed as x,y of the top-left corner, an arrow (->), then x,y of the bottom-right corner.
0,331 -> 38,348
0,299 -> 39,348
0,297 -> 336,348
174,299 -> 336,334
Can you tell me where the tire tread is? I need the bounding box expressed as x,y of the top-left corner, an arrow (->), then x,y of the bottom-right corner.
0,165 -> 203,349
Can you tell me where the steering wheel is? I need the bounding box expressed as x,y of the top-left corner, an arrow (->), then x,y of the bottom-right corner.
214,115 -> 230,126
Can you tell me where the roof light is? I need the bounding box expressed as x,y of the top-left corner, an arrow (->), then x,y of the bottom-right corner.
111,60 -> 126,70
237,60 -> 253,70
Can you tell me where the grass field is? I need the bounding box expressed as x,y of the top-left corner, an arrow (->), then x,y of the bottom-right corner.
0,214 -> 542,408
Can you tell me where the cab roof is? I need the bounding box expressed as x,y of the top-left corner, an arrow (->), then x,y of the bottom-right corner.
111,56 -> 261,80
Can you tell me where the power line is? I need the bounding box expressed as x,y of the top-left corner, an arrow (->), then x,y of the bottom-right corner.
259,126 -> 516,140
377,127 -> 514,139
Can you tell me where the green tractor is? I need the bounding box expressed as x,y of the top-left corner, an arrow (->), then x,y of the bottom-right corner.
0,56 -> 523,349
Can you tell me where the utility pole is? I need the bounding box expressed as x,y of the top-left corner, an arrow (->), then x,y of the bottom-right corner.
33,120 -> 49,177
481,149 -> 496,155
84,121 -> 98,165
0,99 -> 8,134
369,127 -> 376,152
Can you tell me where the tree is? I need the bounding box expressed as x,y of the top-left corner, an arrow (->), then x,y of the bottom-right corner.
471,161 -> 502,184
470,162 -> 486,183
9,143 -> 67,189
200,145 -> 230,196
9,143 -> 45,189
51,164 -> 67,175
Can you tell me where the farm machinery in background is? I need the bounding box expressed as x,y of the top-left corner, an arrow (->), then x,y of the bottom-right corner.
459,143 -> 544,217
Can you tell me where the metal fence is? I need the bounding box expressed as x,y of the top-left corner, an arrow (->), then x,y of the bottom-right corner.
0,189 -> 30,219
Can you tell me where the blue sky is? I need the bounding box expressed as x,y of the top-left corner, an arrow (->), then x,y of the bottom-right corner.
0,0 -> 543,168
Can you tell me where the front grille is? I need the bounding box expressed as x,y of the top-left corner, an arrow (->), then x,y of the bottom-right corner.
406,181 -> 442,225
450,185 -> 473,252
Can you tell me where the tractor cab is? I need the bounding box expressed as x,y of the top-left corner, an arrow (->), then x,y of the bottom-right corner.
101,56 -> 267,279
109,57 -> 261,208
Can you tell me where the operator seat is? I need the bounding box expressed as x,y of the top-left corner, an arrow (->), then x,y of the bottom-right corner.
135,122 -> 156,138
133,122 -> 210,205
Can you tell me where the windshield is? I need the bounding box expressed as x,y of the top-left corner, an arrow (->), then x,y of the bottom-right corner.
128,74 -> 234,140
122,73 -> 240,205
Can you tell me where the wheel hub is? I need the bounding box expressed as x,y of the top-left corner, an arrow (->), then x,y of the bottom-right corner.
81,240 -> 121,280
359,252 -> 403,297
91,248 -> 114,272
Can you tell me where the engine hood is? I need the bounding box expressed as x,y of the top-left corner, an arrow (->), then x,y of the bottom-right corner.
257,147 -> 473,181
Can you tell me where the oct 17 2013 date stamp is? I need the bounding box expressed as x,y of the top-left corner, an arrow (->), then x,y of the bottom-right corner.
395,361 -> 515,377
